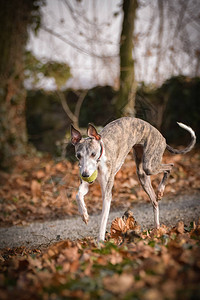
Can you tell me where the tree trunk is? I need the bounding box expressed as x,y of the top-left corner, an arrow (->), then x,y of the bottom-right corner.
115,0 -> 138,117
0,0 -> 34,169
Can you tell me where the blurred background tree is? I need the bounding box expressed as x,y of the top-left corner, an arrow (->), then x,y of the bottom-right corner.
0,0 -> 45,169
116,0 -> 138,117
26,0 -> 199,120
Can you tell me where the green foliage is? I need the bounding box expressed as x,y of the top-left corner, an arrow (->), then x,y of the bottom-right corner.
29,0 -> 46,35
93,241 -> 119,255
25,51 -> 71,89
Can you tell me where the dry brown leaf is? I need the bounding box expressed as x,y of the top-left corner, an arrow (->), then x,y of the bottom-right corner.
110,210 -> 141,240
126,216 -> 137,230
103,273 -> 134,294
69,260 -> 79,273
61,247 -> 80,263
36,271 -> 53,288
150,225 -> 168,238
28,256 -> 42,269
31,180 -> 41,198
161,280 -> 178,299
111,217 -> 126,233
34,170 -> 46,179
143,288 -> 163,300
109,252 -> 123,265
176,221 -> 185,234
16,177 -> 30,188
55,162 -> 66,172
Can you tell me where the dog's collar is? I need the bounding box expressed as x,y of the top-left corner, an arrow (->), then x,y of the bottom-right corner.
97,141 -> 103,162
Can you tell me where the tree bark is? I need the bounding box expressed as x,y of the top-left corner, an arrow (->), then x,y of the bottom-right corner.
115,0 -> 138,117
0,0 -> 35,169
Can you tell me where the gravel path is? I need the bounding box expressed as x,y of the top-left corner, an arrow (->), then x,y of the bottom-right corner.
0,192 -> 199,249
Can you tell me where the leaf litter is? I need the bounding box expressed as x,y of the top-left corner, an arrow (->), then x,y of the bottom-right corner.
0,149 -> 199,227
0,211 -> 200,299
0,149 -> 200,298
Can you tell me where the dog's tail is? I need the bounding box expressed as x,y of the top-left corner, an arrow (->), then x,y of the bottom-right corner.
166,122 -> 196,154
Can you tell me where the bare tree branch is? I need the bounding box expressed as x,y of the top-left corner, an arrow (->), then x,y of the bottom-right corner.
57,90 -> 87,129
57,91 -> 77,125
74,90 -> 88,123
41,25 -> 117,60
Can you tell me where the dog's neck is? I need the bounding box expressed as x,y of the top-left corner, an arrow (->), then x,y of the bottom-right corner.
97,141 -> 104,162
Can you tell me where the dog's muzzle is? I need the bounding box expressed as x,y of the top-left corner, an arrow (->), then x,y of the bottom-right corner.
80,169 -> 98,184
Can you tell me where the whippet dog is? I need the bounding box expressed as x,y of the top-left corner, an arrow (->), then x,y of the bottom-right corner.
71,117 -> 196,241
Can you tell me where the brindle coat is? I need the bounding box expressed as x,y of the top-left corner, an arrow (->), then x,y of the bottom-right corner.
71,117 -> 196,242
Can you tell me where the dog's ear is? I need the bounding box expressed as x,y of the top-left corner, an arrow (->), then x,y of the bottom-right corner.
87,123 -> 101,140
71,124 -> 82,145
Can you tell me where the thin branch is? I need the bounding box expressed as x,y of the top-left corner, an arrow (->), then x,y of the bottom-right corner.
58,90 -> 87,128
74,90 -> 88,122
63,0 -> 96,28
155,0 -> 164,82
41,25 -> 117,60
173,1 -> 188,40
169,54 -> 182,74
57,91 -> 77,125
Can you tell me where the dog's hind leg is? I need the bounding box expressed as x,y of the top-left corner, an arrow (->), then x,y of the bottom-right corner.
133,145 -> 160,228
141,140 -> 173,201
157,163 -> 174,201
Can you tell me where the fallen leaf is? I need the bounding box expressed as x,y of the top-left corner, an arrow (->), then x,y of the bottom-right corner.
176,221 -> 185,234
110,217 -> 126,237
31,180 -> 41,198
110,210 -> 140,240
103,273 -> 134,294
143,288 -> 163,300
34,170 -> 46,179
61,246 -> 80,263
109,252 -> 123,265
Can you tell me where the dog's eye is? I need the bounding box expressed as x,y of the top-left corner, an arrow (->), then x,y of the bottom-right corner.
91,152 -> 96,158
77,153 -> 81,160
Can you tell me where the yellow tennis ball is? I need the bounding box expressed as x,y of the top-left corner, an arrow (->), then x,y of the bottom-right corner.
80,169 -> 98,183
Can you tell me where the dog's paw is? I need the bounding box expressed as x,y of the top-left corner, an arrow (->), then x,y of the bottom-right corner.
97,239 -> 104,248
82,213 -> 89,225
157,191 -> 163,201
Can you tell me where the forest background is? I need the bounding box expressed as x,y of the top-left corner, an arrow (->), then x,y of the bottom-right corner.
0,0 -> 200,165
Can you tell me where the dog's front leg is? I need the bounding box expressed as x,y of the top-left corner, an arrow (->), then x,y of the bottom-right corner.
98,176 -> 114,242
76,181 -> 89,224
153,202 -> 160,229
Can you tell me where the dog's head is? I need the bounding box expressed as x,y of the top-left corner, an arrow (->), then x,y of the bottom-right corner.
71,124 -> 102,181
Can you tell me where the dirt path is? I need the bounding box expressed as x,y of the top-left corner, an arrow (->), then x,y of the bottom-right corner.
0,192 -> 199,249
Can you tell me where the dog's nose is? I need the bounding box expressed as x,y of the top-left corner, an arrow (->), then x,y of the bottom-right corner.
82,171 -> 89,178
